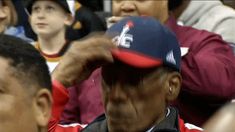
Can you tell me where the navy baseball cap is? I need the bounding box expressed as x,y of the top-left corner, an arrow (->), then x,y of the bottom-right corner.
26,0 -> 71,14
106,16 -> 181,71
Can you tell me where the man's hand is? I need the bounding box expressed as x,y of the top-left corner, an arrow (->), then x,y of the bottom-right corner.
52,34 -> 116,87
107,16 -> 126,28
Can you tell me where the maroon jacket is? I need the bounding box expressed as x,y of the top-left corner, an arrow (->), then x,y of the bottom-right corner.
60,69 -> 104,124
61,17 -> 235,126
166,17 -> 235,126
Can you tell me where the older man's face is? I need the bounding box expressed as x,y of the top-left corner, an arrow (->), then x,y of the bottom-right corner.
101,61 -> 169,132
0,57 -> 39,132
112,0 -> 168,23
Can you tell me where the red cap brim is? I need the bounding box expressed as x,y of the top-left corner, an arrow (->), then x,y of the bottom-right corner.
111,49 -> 162,68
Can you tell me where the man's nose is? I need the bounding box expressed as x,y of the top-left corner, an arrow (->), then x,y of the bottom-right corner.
120,1 -> 136,13
109,83 -> 128,102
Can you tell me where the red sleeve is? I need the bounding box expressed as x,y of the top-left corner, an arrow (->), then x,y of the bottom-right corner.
181,35 -> 235,100
48,80 -> 69,132
179,117 -> 203,132
48,80 -> 86,132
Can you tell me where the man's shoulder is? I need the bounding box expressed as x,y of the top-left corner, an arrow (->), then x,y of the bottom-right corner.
175,24 -> 226,48
82,114 -> 107,132
167,17 -> 223,47
178,24 -> 220,39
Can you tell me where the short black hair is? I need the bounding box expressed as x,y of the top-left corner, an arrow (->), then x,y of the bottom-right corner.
0,34 -> 51,92
168,0 -> 184,10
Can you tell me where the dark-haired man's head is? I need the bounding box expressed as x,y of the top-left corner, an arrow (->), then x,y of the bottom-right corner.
0,34 -> 52,132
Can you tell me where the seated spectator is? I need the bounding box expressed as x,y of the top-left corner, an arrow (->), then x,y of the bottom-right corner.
27,0 -> 74,72
169,0 -> 235,52
85,0 -> 235,127
0,34 -> 52,132
52,16 -> 203,132
0,0 -> 32,42
203,102 -> 235,132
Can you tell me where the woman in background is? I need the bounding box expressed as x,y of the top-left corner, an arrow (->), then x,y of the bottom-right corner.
0,0 -> 32,42
0,0 -> 17,33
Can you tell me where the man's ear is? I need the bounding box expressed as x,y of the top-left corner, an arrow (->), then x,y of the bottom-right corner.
33,89 -> 52,127
165,72 -> 182,102
64,14 -> 74,26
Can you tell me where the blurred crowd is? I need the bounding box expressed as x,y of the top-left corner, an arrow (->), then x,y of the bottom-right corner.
0,0 -> 235,132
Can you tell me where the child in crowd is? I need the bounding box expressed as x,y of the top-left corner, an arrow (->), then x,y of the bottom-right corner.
27,0 -> 74,72
0,0 -> 32,42
26,0 -> 105,124
27,0 -> 73,72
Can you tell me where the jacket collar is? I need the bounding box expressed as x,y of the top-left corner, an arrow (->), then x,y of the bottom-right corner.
151,107 -> 179,132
